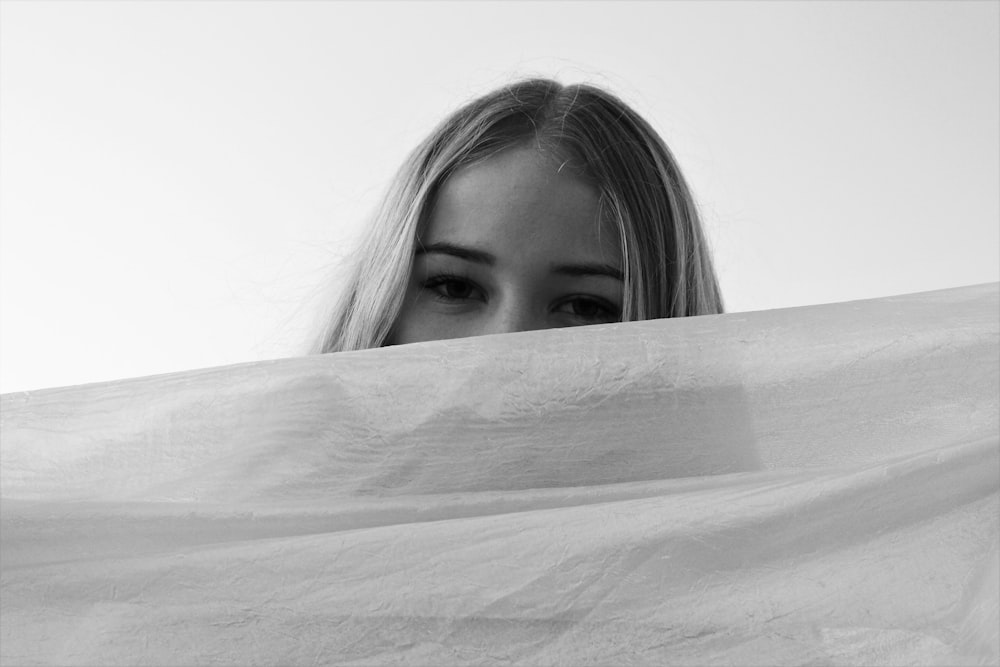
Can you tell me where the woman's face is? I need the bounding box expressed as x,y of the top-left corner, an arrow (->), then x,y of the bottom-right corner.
389,145 -> 624,345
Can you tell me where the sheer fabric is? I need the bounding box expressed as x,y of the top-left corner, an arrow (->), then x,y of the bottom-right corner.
2,284 -> 997,665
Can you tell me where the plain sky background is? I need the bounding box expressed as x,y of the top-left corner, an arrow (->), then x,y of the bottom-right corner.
1,1 -> 998,393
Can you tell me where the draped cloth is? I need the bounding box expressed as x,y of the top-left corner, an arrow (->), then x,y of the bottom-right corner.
2,283 -> 997,666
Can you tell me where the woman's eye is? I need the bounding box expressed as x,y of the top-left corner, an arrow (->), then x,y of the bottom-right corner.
556,297 -> 620,323
570,300 -> 602,318
424,276 -> 483,302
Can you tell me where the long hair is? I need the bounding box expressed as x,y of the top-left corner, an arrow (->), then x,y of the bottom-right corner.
315,78 -> 723,353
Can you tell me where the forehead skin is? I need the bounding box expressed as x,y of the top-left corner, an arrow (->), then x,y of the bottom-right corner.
422,145 -> 621,272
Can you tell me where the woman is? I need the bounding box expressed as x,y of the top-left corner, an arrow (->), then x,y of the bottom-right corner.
315,77 -> 723,352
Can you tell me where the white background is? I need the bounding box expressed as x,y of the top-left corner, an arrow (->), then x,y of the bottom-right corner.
1,0 -> 997,392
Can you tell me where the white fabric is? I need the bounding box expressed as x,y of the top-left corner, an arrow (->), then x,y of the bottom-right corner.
2,283 -> 997,666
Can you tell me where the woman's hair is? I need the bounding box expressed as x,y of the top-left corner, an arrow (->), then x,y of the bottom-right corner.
315,77 -> 723,353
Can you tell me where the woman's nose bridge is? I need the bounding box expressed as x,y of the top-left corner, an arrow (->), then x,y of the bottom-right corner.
486,294 -> 541,335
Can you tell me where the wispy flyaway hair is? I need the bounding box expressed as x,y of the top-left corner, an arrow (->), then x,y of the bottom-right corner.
315,78 -> 723,353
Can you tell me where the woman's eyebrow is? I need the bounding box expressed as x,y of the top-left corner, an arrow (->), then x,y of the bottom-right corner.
415,243 -> 622,280
551,263 -> 624,281
416,242 -> 495,265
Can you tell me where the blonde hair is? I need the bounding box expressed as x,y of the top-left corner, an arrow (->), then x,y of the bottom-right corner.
316,78 -> 723,353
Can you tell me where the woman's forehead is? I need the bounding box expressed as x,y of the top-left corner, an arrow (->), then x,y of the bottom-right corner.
423,145 -> 621,264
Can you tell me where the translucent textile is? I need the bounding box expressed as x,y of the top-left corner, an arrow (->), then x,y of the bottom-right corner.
2,284 -> 997,665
